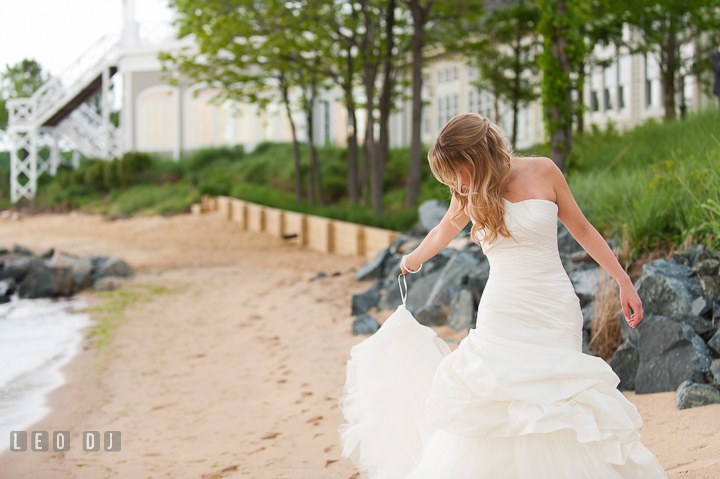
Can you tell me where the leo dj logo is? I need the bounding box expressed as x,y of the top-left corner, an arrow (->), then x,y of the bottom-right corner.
9,431 -> 121,452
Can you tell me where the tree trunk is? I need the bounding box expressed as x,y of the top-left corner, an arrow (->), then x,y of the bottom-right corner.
406,0 -> 431,209
280,73 -> 303,204
344,54 -> 360,204
511,42 -> 521,149
373,0 -> 396,216
362,70 -> 376,205
305,82 -> 324,205
576,60 -> 585,135
547,0 -> 573,172
662,25 -> 677,121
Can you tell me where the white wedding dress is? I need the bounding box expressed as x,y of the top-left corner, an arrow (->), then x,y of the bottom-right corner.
337,198 -> 668,478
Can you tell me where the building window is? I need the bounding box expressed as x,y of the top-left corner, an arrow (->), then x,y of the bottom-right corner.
422,104 -> 429,135
589,66 -> 602,113
437,69 -> 443,84
323,100 -> 331,145
603,63 -> 614,112
437,97 -> 444,127
137,87 -> 176,150
645,53 -> 661,108
617,55 -> 630,111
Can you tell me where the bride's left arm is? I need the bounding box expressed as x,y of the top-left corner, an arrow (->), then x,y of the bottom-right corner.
541,158 -> 644,328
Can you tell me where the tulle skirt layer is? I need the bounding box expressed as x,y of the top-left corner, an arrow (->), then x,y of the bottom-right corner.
406,426 -> 666,479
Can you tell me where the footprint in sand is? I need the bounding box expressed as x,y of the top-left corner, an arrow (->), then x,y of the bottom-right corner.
248,314 -> 263,321
277,379 -> 287,383
261,432 -> 282,440
325,459 -> 338,467
324,445 -> 334,452
306,415 -> 323,425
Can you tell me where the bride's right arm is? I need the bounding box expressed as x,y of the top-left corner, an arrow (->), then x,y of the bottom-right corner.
401,193 -> 470,273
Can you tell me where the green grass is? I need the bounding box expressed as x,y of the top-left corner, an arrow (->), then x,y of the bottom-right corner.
84,283 -> 173,349
532,107 -> 720,258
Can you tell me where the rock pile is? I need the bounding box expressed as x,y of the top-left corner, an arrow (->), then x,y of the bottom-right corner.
610,245 -> 720,409
349,200 -> 720,410
0,244 -> 133,303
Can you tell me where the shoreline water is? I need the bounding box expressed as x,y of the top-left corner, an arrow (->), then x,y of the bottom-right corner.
0,296 -> 93,453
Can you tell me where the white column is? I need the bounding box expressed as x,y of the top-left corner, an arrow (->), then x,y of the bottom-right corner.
173,86 -> 181,161
102,65 -> 111,159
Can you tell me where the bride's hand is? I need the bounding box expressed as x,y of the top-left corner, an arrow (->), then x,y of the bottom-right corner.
619,280 -> 643,328
400,255 -> 421,274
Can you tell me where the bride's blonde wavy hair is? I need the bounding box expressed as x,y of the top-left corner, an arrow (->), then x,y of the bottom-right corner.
428,112 -> 516,245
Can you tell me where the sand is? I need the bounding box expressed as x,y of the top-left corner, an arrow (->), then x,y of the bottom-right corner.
0,210 -> 718,478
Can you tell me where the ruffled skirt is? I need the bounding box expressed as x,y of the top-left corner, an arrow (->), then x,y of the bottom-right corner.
337,304 -> 668,479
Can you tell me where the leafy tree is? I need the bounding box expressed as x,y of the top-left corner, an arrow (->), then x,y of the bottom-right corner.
469,0 -> 541,149
161,0 -> 309,204
403,0 -> 485,208
0,59 -> 49,131
624,0 -> 720,121
537,0 -> 589,172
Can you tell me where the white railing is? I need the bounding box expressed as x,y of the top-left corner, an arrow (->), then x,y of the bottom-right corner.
8,34 -> 120,129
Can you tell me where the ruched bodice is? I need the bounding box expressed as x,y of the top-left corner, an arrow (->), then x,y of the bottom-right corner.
471,198 -> 583,351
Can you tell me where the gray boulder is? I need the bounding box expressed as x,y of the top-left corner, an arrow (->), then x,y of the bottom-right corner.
691,258 -> 720,276
692,296 -> 714,318
610,340 -> 640,391
38,248 -> 55,259
707,330 -> 720,357
634,259 -> 703,317
698,275 -> 720,301
352,314 -> 380,335
680,244 -> 713,267
561,255 -> 598,275
94,257 -> 133,279
467,259 -> 491,304
406,270 -> 444,314
351,283 -> 381,316
418,200 -> 449,232
1,256 -> 46,282
355,248 -> 390,281
581,302 -> 594,331
557,223 -> 583,255
48,252 -> 93,294
379,267 -> 431,311
423,251 -> 479,310
414,285 -> 458,327
12,244 -> 34,256
0,277 -> 16,296
568,267 -> 599,308
675,380 -> 720,410
635,317 -> 713,394
92,275 -> 132,292
447,287 -> 476,331
18,265 -> 74,298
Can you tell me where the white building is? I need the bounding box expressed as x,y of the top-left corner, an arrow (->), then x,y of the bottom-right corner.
7,3 -> 716,203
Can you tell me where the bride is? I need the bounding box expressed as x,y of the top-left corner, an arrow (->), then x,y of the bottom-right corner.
337,112 -> 668,478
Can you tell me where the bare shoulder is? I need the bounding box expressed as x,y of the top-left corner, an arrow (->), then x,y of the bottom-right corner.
515,156 -> 563,200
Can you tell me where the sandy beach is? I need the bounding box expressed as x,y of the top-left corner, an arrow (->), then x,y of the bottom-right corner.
0,210 -> 718,478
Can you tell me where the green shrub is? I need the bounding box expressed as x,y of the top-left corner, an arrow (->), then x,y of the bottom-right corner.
118,151 -> 152,188
84,160 -> 106,191
103,158 -> 121,190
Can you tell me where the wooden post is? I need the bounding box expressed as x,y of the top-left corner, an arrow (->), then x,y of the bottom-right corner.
363,225 -> 399,258
306,215 -> 334,253
246,203 -> 265,232
332,219 -> 366,256
231,199 -> 247,229
283,211 -> 307,246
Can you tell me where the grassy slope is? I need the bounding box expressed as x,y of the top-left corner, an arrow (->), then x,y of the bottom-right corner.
520,107 -> 720,257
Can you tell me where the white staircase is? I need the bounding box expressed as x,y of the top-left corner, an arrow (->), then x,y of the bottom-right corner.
6,34 -> 121,203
